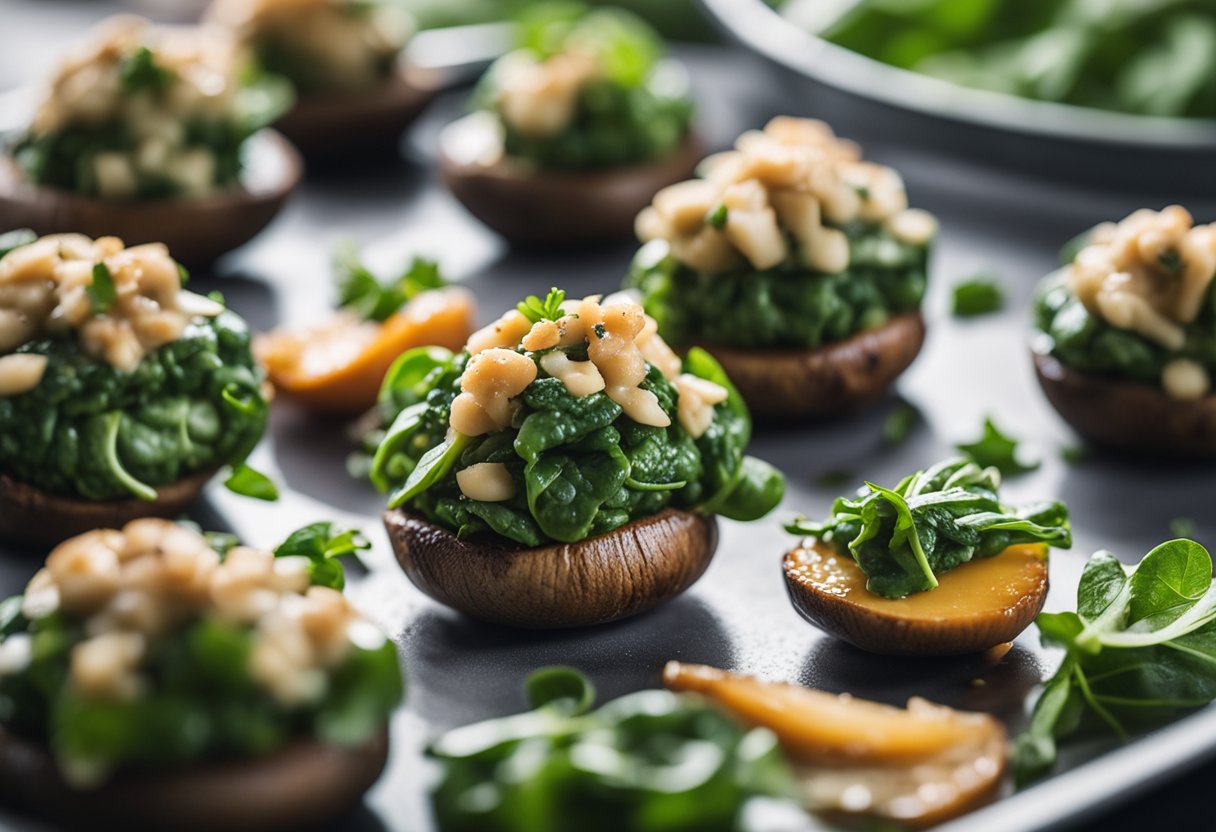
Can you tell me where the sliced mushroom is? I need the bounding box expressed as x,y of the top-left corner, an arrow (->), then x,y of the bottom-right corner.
275,65 -> 438,161
782,539 -> 1048,656
662,662 -> 1006,830
0,468 -> 217,549
384,507 -> 717,628
0,130 -> 301,265
0,723 -> 388,832
438,114 -> 702,245
694,312 -> 925,421
1033,348 -> 1216,457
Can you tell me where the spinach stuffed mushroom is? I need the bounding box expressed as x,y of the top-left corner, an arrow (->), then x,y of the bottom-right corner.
375,288 -> 783,628
0,16 -> 298,263
0,232 -> 271,546
628,116 -> 936,420
1033,205 -> 1216,456
439,4 -> 700,243
0,519 -> 401,831
207,0 -> 431,158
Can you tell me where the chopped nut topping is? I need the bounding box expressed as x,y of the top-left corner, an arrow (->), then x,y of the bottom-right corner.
0,233 -> 223,375
637,117 -> 934,275
12,520 -> 381,707
1069,206 -> 1216,352
450,348 -> 539,436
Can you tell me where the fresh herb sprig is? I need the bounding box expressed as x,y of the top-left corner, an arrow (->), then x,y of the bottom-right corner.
335,242 -> 445,323
787,458 -> 1071,598
274,521 -> 371,589
1016,539 -> 1216,784
516,287 -> 567,324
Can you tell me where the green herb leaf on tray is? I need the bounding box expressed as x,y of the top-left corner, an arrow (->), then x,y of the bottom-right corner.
951,275 -> 1004,317
882,403 -> 918,445
957,416 -> 1039,475
1015,539 -> 1216,785
274,521 -> 371,589
223,463 -> 279,502
516,287 -> 567,324
87,263 -> 118,314
787,458 -> 1071,599
335,242 -> 446,323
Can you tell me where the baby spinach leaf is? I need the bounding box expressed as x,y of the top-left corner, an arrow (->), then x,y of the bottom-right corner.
787,458 -> 1070,599
274,521 -> 370,589
951,274 -> 1004,317
388,433 -> 472,509
957,416 -> 1039,475
1076,551 -> 1128,621
1126,539 -> 1212,628
515,380 -> 622,464
378,347 -> 456,407
525,449 -> 629,543
87,263 -> 117,314
712,456 -> 785,522
223,463 -> 279,502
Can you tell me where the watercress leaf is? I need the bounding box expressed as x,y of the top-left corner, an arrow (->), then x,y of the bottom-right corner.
388,433 -> 472,508
224,463 -> 279,501
956,417 -> 1039,475
1035,611 -> 1084,649
1076,551 -> 1128,622
87,263 -> 118,314
1126,539 -> 1212,628
525,666 -> 595,716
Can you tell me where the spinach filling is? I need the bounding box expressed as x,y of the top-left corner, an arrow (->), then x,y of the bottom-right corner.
626,223 -> 928,349
473,6 -> 693,171
787,458 -> 1071,599
369,345 -> 784,546
1034,270 -> 1216,384
0,311 -> 268,501
0,529 -> 401,777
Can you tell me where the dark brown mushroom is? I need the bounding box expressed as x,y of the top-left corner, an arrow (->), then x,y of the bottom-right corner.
783,539 -> 1048,656
0,723 -> 388,832
0,468 -> 216,549
274,66 -> 438,161
439,116 -> 702,245
384,507 -> 718,628
693,312 -> 925,421
1033,348 -> 1216,457
0,130 -> 301,264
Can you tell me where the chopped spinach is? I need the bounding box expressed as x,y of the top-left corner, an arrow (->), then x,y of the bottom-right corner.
627,225 -> 928,349
787,458 -> 1071,598
429,666 -> 800,832
0,311 -> 269,501
1016,539 -> 1216,784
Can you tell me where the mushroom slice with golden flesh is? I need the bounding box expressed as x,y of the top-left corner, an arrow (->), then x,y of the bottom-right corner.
1033,348 -> 1216,458
384,507 -> 717,628
0,468 -> 216,549
662,662 -> 1006,830
783,540 -> 1048,656
0,724 -> 388,832
438,114 -> 703,245
696,313 -> 926,421
0,131 -> 301,265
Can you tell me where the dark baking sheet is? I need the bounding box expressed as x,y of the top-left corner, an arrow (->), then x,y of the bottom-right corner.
3,8 -> 1216,829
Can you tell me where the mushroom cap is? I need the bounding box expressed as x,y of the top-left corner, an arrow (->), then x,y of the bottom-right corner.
439,129 -> 702,245
275,65 -> 437,161
0,468 -> 216,549
782,540 -> 1048,657
1033,348 -> 1216,457
0,724 -> 388,832
0,129 -> 301,265
693,312 -> 926,421
384,507 -> 718,628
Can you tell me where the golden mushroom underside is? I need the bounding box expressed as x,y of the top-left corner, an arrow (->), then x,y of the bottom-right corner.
384,507 -> 719,628
1033,349 -> 1216,457
694,312 -> 926,421
0,723 -> 388,832
782,540 -> 1048,656
0,467 -> 217,549
438,133 -> 703,245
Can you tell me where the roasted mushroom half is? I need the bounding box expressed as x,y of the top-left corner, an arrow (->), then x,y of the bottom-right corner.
371,290 -> 783,629
0,16 -> 299,264
1032,206 -> 1216,457
627,116 -> 936,420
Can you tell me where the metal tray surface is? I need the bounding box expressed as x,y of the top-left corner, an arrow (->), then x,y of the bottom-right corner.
1,41 -> 1216,832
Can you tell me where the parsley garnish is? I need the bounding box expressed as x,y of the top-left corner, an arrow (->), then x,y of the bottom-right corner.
335,242 -> 446,323
87,263 -> 117,313
119,47 -> 172,94
517,288 -> 567,324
